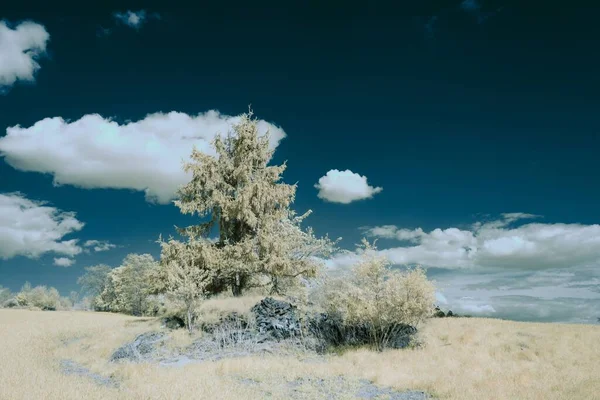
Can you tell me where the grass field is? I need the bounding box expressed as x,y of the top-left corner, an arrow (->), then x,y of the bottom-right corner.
0,308 -> 598,400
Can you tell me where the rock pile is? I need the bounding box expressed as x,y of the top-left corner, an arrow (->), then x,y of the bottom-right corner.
110,331 -> 168,362
308,313 -> 418,350
251,297 -> 301,340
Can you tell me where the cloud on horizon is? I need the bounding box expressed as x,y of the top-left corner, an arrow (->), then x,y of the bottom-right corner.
0,20 -> 50,92
0,110 -> 287,204
315,169 -> 382,204
357,213 -> 600,271
323,213 -> 600,324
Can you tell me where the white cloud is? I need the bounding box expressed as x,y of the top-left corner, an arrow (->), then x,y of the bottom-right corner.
315,169 -> 382,204
432,267 -> 600,323
0,192 -> 84,260
459,303 -> 496,314
0,20 -> 49,91
83,239 -> 116,252
53,257 -> 75,267
0,110 -> 287,204
359,213 -> 600,271
113,10 -> 159,30
325,213 -> 600,324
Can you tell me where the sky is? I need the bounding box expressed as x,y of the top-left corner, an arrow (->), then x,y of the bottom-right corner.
1,1 -> 599,324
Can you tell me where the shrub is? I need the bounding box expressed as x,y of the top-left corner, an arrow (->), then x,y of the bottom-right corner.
319,239 -> 436,351
15,283 -> 61,310
0,285 -> 13,306
95,254 -> 160,316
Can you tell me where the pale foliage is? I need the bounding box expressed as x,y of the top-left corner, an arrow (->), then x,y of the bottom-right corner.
96,254 -> 159,316
15,282 -> 62,310
156,235 -> 219,331
253,209 -> 340,294
0,285 -> 12,305
170,109 -> 335,296
321,239 -> 437,350
77,264 -> 112,310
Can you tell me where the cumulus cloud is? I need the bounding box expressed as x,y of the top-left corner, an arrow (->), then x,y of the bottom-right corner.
0,20 -> 50,91
358,213 -> 600,271
83,240 -> 116,252
432,266 -> 600,323
113,10 -> 159,30
53,257 -> 75,267
0,110 -> 287,204
326,213 -> 600,324
0,192 -> 84,260
315,169 -> 382,204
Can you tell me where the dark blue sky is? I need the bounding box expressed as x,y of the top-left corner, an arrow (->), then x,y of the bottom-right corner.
1,1 -> 599,323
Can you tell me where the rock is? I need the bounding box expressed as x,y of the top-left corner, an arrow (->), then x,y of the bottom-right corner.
251,297 -> 301,340
355,379 -> 432,400
60,359 -> 119,388
110,331 -> 167,363
433,307 -> 446,318
162,315 -> 185,329
307,312 -> 418,351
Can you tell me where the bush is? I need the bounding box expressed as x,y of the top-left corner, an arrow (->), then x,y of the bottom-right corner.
15,283 -> 61,310
318,239 -> 436,351
0,285 -> 13,306
95,254 -> 160,316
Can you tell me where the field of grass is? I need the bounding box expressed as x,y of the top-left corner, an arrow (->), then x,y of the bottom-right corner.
0,307 -> 598,400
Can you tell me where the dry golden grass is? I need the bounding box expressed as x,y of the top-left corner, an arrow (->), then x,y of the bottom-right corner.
195,293 -> 280,324
0,308 -> 599,400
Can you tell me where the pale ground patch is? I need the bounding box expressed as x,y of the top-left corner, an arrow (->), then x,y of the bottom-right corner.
0,308 -> 599,400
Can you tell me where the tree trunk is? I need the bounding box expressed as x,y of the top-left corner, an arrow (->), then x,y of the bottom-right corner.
270,276 -> 281,295
232,272 -> 243,297
186,304 -> 194,333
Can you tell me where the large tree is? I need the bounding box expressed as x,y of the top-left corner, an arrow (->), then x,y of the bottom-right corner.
172,110 -> 331,296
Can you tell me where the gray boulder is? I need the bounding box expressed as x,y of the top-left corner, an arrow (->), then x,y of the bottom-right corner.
110,332 -> 167,362
251,297 -> 301,340
307,312 -> 418,351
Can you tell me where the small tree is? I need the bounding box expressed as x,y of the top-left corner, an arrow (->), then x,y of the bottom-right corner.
322,239 -> 436,351
156,235 -> 218,332
0,285 -> 12,305
15,281 -> 32,306
96,254 -> 159,316
77,264 -> 112,310
69,291 -> 79,307
15,283 -> 61,310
